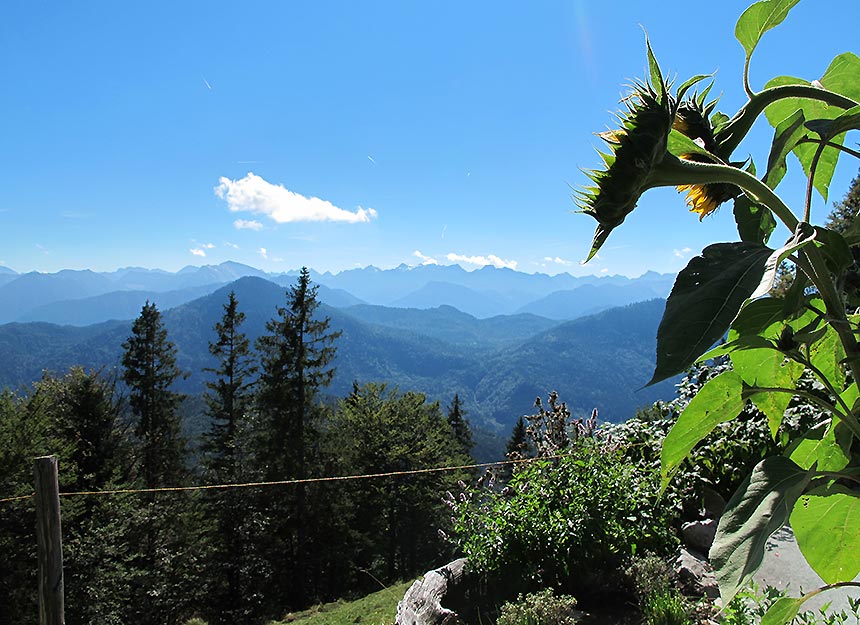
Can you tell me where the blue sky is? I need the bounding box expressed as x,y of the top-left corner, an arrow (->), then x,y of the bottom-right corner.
2,1 -> 858,277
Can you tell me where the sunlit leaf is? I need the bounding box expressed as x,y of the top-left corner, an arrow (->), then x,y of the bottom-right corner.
734,195 -> 777,245
711,457 -> 813,603
808,325 -> 846,393
791,484 -> 860,584
751,222 -> 817,299
764,53 -> 860,201
650,243 -> 772,384
788,422 -> 850,472
761,596 -> 810,625
764,109 -> 807,189
735,0 -> 801,61
661,370 -> 745,487
805,105 -> 860,140
732,347 -> 803,436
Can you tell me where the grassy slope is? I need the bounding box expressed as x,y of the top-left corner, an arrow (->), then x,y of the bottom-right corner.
270,581 -> 413,625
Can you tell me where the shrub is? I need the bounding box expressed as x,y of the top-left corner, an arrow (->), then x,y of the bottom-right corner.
449,438 -> 676,598
496,589 -> 579,625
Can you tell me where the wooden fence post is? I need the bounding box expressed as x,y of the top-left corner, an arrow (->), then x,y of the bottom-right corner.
34,455 -> 64,625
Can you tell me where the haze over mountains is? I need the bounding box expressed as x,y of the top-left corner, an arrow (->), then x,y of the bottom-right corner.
0,263 -> 680,438
0,261 -> 674,325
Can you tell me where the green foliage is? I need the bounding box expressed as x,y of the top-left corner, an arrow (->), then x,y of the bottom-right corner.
330,382 -> 470,588
496,589 -> 579,625
451,437 -> 676,598
577,1 -> 860,620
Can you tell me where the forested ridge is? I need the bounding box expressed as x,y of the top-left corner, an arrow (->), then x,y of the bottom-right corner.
0,276 -> 677,437
0,269 -> 475,625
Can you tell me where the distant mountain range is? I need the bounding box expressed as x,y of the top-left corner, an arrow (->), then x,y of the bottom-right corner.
0,275 -> 677,435
0,261 -> 675,324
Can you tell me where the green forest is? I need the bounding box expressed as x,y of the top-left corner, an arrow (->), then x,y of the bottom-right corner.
0,268 -> 475,625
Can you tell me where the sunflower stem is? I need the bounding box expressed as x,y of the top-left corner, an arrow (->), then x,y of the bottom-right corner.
716,84 -> 860,156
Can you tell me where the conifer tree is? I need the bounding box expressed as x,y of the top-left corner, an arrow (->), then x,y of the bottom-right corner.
121,301 -> 199,625
254,267 -> 341,610
446,393 -> 474,457
122,301 -> 186,488
200,291 -> 258,625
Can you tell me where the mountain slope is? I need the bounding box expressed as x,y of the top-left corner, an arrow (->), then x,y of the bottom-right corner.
0,278 -> 676,431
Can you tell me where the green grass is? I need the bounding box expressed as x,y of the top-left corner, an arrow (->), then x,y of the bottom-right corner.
269,580 -> 413,625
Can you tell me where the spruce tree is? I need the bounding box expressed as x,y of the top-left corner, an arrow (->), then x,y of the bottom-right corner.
200,291 -> 258,625
121,301 -> 199,625
122,301 -> 186,488
254,267 -> 341,611
446,393 -> 474,457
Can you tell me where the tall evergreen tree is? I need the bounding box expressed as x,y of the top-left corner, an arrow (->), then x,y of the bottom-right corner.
446,393 -> 474,457
121,302 -> 200,625
122,301 -> 187,488
200,291 -> 258,625
254,267 -> 341,611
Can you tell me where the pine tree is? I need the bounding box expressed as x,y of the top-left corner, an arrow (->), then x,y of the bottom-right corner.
826,168 -> 860,233
253,267 -> 341,611
446,393 -> 474,457
200,291 -> 258,625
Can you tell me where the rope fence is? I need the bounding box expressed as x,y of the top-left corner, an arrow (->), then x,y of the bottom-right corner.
0,454 -> 561,507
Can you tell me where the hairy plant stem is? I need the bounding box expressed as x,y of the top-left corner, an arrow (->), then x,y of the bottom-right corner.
804,140 -> 828,222
798,138 -> 860,161
716,84 -> 859,156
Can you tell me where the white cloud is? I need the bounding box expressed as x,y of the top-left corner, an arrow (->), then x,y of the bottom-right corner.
224,241 -> 240,250
413,250 -> 439,266
673,247 -> 693,258
543,256 -> 574,267
190,248 -> 207,257
234,219 -> 263,231
202,242 -> 215,249
258,247 -> 268,260
446,252 -> 518,270
216,173 -> 378,224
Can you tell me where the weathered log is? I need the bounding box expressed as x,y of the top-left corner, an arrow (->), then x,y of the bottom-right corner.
396,558 -> 470,625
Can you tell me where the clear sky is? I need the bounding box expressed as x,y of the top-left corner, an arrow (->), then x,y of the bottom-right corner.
2,1 -> 858,277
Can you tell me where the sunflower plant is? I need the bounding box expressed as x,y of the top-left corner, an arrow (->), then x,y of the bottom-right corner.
578,1 -> 860,622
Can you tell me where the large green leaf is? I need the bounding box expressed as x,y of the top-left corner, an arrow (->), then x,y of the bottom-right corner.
735,0 -> 801,63
661,370 -> 745,487
710,456 -> 813,603
764,53 -> 860,201
808,325 -> 846,393
751,222 -> 816,299
805,105 -> 860,140
734,195 -> 777,245
764,109 -> 807,190
791,484 -> 860,584
732,347 -> 803,436
761,596 -> 811,625
788,422 -> 850,472
650,243 -> 772,384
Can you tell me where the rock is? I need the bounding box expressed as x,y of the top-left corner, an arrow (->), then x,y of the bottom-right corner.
675,547 -> 719,599
682,519 -> 717,554
396,558 -> 471,625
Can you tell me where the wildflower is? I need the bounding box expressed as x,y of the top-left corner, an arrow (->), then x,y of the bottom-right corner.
576,40 -> 676,262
